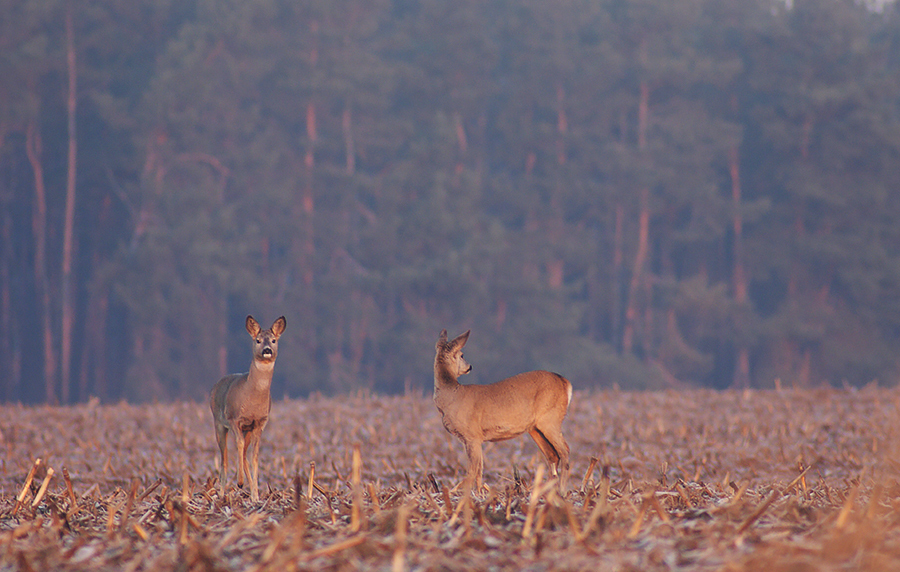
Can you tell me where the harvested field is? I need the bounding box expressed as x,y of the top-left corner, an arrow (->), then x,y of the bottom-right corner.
1,386 -> 900,571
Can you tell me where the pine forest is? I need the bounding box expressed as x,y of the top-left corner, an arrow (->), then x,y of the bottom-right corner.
2,0 -> 900,403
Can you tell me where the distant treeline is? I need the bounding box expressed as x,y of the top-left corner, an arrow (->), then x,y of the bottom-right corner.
2,0 -> 899,403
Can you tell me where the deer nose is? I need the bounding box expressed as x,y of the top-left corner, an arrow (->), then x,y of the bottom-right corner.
262,347 -> 273,357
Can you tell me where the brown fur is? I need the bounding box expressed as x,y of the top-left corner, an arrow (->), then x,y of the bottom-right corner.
433,329 -> 572,492
209,315 -> 286,501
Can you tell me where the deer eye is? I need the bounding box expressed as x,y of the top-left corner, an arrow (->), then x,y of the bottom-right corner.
256,339 -> 262,344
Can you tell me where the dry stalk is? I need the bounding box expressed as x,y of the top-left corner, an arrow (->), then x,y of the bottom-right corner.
562,499 -> 583,543
579,499 -> 606,541
213,513 -> 262,553
62,467 -> 78,510
835,484 -> 859,529
675,481 -> 692,508
521,464 -> 546,540
577,464 -> 611,541
504,487 -> 515,521
350,444 -> 363,533
260,512 -> 297,564
381,489 -> 405,510
30,467 -> 55,509
447,487 -> 471,527
391,503 -> 411,572
726,481 -> 750,508
13,458 -> 42,516
427,473 -> 440,493
533,503 -> 548,537
118,479 -> 140,534
626,493 -> 651,539
737,489 -> 781,535
864,482 -> 883,521
292,473 -> 303,512
581,457 -> 598,492
367,482 -> 381,515
82,483 -> 99,500
441,485 -> 453,520
784,465 -> 813,495
649,492 -> 670,523
307,462 -> 316,500
106,498 -> 125,536
299,534 -> 367,561
179,473 -> 190,545
312,481 -> 329,498
421,490 -> 443,522
136,506 -> 156,526
138,479 -> 162,502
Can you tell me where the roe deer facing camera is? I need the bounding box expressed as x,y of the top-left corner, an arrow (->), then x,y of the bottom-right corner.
209,315 -> 286,502
433,329 -> 572,493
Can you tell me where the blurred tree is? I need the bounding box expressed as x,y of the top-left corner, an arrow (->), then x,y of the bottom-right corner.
745,0 -> 900,387
0,0 -> 65,403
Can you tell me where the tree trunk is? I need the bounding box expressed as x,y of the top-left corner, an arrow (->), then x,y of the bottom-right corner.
78,274 -> 108,401
779,114 -> 814,385
611,202 -> 624,349
303,102 -> 316,289
0,155 -> 14,400
60,0 -> 78,403
622,186 -> 649,355
343,107 -> 355,175
25,117 -> 56,404
217,297 -> 227,379
300,99 -> 317,364
728,140 -> 750,388
547,83 -> 567,291
0,125 -> 11,399
623,63 -> 650,354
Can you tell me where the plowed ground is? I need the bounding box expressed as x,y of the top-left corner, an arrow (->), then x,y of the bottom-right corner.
1,387 -> 899,571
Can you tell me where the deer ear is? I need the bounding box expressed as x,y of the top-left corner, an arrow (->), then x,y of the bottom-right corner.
246,315 -> 261,337
451,330 -> 470,349
437,329 -> 448,348
271,316 -> 286,337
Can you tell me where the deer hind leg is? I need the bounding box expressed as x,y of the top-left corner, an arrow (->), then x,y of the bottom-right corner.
231,421 -> 248,491
214,424 -> 229,493
530,425 -> 570,491
528,427 -> 560,471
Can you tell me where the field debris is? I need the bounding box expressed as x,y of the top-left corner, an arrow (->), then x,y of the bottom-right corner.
1,386 -> 899,570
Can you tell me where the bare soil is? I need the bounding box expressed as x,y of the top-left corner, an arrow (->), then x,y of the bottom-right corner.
1,386 -> 899,571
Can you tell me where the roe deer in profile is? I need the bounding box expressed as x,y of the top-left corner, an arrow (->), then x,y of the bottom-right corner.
433,329 -> 572,493
209,315 -> 286,502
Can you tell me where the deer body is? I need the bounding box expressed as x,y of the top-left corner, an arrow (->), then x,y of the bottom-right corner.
433,330 -> 572,492
209,315 -> 285,502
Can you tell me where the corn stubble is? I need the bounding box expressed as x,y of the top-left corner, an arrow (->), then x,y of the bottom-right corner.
1,387 -> 899,571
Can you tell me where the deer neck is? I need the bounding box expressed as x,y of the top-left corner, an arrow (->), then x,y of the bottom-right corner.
247,359 -> 275,392
433,361 -> 461,395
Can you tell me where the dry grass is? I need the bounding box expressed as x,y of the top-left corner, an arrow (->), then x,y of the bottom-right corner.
2,386 -> 900,571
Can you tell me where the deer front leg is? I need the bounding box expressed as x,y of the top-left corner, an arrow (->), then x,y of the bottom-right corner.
214,424 -> 229,494
463,440 -> 485,493
249,432 -> 262,502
